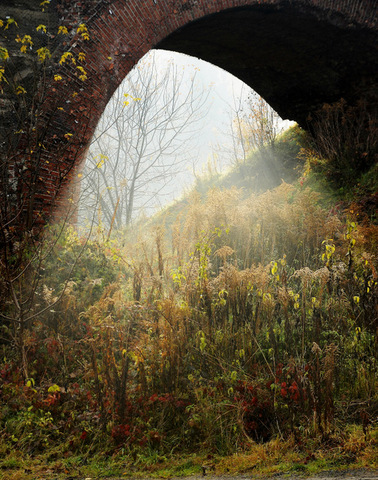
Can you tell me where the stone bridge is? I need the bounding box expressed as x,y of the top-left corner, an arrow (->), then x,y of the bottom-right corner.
0,0 -> 377,232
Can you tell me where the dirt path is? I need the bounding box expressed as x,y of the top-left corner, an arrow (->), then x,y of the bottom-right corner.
94,469 -> 378,480
194,470 -> 378,480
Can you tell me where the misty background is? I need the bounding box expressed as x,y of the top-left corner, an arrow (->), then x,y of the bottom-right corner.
79,49 -> 294,228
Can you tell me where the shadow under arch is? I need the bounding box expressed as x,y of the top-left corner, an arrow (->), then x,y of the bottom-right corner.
156,4 -> 377,126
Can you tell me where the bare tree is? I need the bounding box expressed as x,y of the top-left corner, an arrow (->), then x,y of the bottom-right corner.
217,86 -> 281,167
80,51 -> 210,230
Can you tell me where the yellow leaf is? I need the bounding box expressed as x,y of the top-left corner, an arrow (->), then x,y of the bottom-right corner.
77,173 -> 83,178
0,66 -> 7,80
48,384 -> 61,393
26,378 -> 35,387
15,85 -> 26,95
59,52 -> 75,65
40,0 -> 51,11
58,25 -> 68,35
36,47 -> 51,62
271,262 -> 278,275
54,74 -> 62,81
36,24 -> 47,33
5,18 -> 18,30
0,47 -> 9,60
77,23 -> 89,41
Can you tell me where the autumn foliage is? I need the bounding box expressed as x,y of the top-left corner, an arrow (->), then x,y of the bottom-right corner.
0,176 -> 376,458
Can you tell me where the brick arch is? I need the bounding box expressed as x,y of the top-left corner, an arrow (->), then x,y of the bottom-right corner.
1,0 -> 377,229
61,0 -> 377,136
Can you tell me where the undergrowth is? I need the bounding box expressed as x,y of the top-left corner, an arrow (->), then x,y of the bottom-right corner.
0,119 -> 377,478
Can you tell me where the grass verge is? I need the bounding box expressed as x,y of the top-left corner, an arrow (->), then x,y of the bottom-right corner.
0,425 -> 376,480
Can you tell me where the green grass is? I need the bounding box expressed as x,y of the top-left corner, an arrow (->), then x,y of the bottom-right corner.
0,432 -> 376,480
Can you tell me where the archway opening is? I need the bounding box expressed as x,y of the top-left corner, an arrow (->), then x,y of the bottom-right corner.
78,48 -> 296,230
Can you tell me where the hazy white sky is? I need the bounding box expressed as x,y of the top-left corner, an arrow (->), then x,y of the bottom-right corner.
149,50 -> 294,200
153,49 -> 252,168
151,49 -> 294,172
